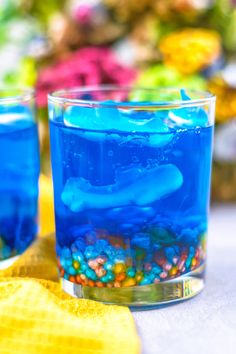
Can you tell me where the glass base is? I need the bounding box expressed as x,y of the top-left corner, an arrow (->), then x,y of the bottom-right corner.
61,264 -> 205,307
0,255 -> 19,270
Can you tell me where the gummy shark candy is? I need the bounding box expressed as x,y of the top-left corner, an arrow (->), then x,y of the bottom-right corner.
61,164 -> 183,212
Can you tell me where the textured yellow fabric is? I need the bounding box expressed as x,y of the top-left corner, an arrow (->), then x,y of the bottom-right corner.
0,277 -> 140,354
0,236 -> 140,354
0,234 -> 58,280
0,178 -> 140,354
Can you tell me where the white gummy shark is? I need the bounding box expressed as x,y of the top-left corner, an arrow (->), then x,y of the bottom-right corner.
61,164 -> 183,213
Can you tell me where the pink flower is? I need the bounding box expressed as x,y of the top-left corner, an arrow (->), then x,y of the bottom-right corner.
36,47 -> 137,108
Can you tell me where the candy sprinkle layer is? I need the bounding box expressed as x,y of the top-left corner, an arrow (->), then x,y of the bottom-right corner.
57,230 -> 206,288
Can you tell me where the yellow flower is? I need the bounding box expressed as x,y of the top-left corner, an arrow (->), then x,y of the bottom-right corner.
160,28 -> 221,74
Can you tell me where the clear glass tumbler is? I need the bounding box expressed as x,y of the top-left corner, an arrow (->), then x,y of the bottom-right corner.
0,89 -> 40,268
49,86 -> 215,307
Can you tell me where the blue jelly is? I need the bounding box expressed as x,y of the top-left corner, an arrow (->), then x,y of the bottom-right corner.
0,102 -> 40,261
49,88 -> 214,291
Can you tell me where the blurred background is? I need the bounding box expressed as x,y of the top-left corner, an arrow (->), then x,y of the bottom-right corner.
1,0 -> 236,203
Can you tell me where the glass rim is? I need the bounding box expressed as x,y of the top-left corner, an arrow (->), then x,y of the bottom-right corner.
48,85 -> 216,109
0,87 -> 35,105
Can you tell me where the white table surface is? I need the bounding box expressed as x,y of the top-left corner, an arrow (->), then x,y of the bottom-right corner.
133,205 -> 236,354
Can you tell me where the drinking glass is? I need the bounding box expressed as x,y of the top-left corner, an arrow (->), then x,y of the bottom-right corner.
49,86 -> 215,307
0,89 -> 40,268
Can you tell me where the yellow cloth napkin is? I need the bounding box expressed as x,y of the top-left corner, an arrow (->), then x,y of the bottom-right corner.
0,176 -> 140,354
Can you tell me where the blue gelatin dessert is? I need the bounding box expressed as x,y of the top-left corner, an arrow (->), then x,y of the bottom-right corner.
49,88 -> 214,302
0,105 -> 40,263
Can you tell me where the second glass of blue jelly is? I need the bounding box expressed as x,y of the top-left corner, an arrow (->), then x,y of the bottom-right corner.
0,89 -> 40,268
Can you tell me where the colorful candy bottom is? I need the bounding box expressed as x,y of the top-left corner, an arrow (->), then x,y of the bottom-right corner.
0,216 -> 37,266
57,228 -> 206,288
61,265 -> 205,306
0,235 -> 36,263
